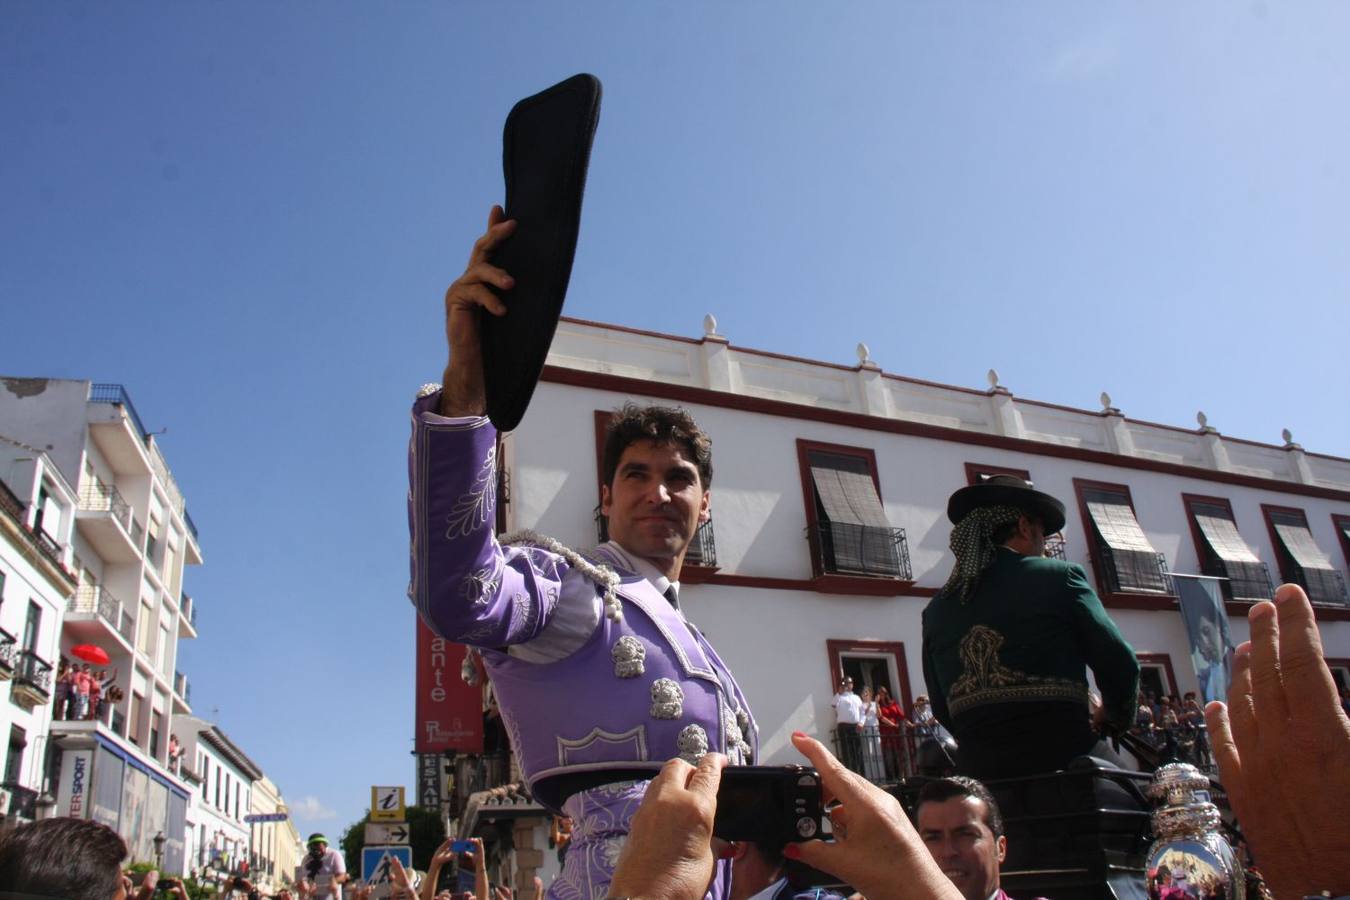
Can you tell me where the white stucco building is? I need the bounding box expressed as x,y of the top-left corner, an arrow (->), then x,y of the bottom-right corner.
0,377 -> 202,870
173,715 -> 262,880
249,775 -> 303,891
491,316 -> 1350,769
0,435 -> 78,823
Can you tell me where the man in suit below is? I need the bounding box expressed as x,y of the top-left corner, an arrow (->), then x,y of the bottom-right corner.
921,475 -> 1140,779
728,840 -> 846,900
408,208 -> 755,900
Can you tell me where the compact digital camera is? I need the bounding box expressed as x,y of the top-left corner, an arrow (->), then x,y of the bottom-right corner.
712,765 -> 823,845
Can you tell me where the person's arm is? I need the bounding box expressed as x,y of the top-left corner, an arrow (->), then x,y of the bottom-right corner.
920,632 -> 952,731
787,733 -> 964,900
440,205 -> 516,417
1205,585 -> 1350,900
1065,563 -> 1140,731
471,837 -> 489,900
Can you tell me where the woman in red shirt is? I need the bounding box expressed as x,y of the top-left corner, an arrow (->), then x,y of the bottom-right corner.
875,685 -> 905,780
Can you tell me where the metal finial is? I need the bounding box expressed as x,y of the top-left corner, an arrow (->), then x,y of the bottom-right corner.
703,313 -> 718,336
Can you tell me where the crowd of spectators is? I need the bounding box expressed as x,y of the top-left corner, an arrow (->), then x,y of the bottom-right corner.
832,681 -> 953,784
52,657 -> 123,722
1132,690 -> 1214,770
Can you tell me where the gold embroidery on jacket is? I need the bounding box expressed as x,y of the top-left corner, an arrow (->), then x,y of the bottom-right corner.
948,625 -> 1085,716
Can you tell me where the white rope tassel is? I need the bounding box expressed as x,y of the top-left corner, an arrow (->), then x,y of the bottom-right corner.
499,529 -> 623,623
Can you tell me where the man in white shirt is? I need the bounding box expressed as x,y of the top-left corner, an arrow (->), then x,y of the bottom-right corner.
295,834 -> 346,899
830,677 -> 863,773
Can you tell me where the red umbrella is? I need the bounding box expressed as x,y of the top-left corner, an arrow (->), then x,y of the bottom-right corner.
70,644 -> 110,665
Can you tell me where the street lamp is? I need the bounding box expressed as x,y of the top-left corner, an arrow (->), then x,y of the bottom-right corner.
153,831 -> 166,870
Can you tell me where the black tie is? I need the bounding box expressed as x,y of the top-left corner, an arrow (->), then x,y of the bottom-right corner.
663,585 -> 679,609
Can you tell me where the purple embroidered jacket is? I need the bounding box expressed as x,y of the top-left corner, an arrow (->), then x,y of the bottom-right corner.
408,394 -> 757,812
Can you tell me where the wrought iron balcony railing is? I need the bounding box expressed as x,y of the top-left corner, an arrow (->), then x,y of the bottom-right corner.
91,383 -> 151,442
808,521 -> 913,580
78,482 -> 135,531
1200,559 -> 1274,603
1,781 -> 38,820
0,627 -> 16,673
70,584 -> 134,643
1043,534 -> 1067,560
1095,544 -> 1173,595
15,650 -> 53,698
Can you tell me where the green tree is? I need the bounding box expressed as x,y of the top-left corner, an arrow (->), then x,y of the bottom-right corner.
339,806 -> 446,877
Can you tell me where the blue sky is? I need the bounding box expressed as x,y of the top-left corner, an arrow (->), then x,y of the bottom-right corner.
4,2 -> 1348,839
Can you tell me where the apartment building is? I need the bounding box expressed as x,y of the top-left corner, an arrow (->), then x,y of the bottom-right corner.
249,775 -> 303,891
0,435 -> 78,822
173,715 -> 261,879
491,317 -> 1350,766
0,377 -> 202,869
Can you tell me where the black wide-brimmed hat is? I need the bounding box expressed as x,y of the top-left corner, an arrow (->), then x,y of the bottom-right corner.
946,474 -> 1066,534
480,73 -> 603,432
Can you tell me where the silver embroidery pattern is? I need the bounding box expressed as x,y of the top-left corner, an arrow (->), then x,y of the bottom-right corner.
500,529 -> 623,623
612,636 -> 646,678
457,621 -> 497,644
723,707 -> 743,749
650,679 -> 684,719
677,724 -> 709,764
509,591 -> 538,638
601,836 -> 627,869
445,443 -> 497,538
416,382 -> 441,399
460,562 -> 502,608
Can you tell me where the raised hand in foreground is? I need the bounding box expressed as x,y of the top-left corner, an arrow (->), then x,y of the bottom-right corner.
786,733 -> 963,900
1205,584 -> 1350,899
608,753 -> 727,900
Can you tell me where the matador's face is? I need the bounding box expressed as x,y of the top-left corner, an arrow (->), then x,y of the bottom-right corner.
601,439 -> 710,568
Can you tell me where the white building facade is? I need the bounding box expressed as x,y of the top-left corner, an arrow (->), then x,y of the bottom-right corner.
491,317 -> 1350,769
0,436 -> 78,823
173,716 -> 262,881
0,377 -> 202,869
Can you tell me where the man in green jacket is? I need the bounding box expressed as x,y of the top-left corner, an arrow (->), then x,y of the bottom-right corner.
921,475 -> 1140,779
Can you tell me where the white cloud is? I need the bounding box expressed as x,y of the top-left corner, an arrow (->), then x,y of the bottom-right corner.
290,795 -> 336,821
1047,36 -> 1120,81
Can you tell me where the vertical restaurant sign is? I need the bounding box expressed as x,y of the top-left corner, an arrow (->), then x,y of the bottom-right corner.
414,618 -> 484,753
417,753 -> 443,809
57,749 -> 94,818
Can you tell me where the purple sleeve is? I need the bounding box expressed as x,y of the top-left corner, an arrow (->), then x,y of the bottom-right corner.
407,392 -> 570,647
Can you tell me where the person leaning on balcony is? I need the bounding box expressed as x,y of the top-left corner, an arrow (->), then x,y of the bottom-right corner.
72,662 -> 93,720
407,207 -> 756,900
55,656 -> 73,720
921,475 -> 1140,780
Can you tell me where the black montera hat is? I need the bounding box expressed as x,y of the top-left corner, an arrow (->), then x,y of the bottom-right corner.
480,73 -> 603,432
946,474 -> 1066,534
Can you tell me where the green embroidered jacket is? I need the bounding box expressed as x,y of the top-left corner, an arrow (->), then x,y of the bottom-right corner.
922,547 -> 1140,736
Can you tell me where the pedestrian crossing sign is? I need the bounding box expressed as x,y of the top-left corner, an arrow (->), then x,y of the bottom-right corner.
362,844 -> 413,884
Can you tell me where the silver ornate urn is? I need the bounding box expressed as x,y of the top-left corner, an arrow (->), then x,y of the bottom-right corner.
1145,763 -> 1245,900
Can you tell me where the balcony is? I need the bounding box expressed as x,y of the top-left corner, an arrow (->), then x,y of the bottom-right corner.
174,670 -> 191,707
87,384 -> 154,476
808,521 -> 913,580
0,627 -> 16,680
12,650 -> 53,708
67,584 -> 136,647
178,592 -> 198,638
76,483 -> 142,563
1,781 -> 39,820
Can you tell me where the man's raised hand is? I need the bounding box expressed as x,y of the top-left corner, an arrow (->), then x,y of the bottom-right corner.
1205,584 -> 1350,899
440,205 -> 517,417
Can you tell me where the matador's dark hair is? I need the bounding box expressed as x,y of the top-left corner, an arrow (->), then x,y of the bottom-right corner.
602,404 -> 713,489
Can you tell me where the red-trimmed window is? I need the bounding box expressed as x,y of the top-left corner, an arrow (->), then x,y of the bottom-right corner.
1181,494 -> 1273,602
1135,652 -> 1178,702
1333,514 -> 1350,572
797,440 -> 910,580
1073,479 -> 1172,597
1261,505 -> 1347,606
592,409 -> 717,570
963,463 -> 1032,486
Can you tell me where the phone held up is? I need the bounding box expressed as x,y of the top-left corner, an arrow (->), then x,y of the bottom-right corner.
712,765 -> 823,845
451,839 -> 477,853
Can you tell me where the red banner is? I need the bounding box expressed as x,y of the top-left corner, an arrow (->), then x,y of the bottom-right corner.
414,619 -> 484,753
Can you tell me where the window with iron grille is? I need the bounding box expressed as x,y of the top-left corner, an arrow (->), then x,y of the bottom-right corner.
1183,495 -> 1273,602
1262,505 -> 1348,606
798,441 -> 909,579
1075,480 -> 1171,596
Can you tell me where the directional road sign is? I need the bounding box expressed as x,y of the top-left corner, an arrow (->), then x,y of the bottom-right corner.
243,812 -> 290,824
362,845 -> 414,896
364,822 -> 410,845
370,785 -> 405,822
